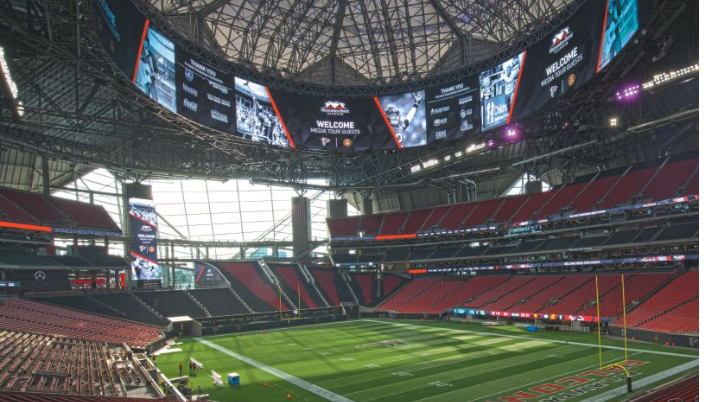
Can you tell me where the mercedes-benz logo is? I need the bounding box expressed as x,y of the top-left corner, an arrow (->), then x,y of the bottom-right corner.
34,271 -> 46,281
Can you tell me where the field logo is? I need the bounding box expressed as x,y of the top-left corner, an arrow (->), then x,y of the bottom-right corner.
483,360 -> 647,402
358,340 -> 409,348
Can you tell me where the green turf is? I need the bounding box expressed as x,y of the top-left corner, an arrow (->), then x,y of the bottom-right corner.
153,319 -> 698,402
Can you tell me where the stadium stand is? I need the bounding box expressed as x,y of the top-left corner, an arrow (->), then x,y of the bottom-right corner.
325,156 -> 699,239
86,293 -> 169,327
134,290 -> 207,318
212,261 -> 277,312
0,394 -> 158,402
630,374 -> 699,402
306,267 -> 356,305
0,330 -> 147,396
269,264 -> 322,309
0,299 -> 162,347
189,288 -> 251,316
377,278 -> 440,311
621,270 -> 699,333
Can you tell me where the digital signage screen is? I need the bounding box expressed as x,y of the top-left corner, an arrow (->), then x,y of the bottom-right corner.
177,50 -> 235,133
90,0 -> 649,153
597,0 -> 639,72
128,197 -> 160,281
134,25 -> 177,113
511,0 -> 605,121
234,77 -> 291,148
268,90 -> 398,151
479,51 -> 526,131
375,91 -> 427,148
424,77 -> 480,144
89,0 -> 147,79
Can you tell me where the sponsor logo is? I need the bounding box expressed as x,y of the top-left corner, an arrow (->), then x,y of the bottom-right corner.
183,98 -> 198,111
430,106 -> 450,115
321,137 -> 331,146
568,74 -> 576,86
321,101 -> 350,115
458,95 -> 473,105
433,118 -> 448,127
434,130 -> 447,140
34,271 -> 46,281
141,225 -> 152,232
184,68 -> 194,82
550,85 -> 559,98
342,138 -> 352,147
460,121 -> 473,132
549,27 -> 574,54
460,108 -> 472,119
182,83 -> 198,97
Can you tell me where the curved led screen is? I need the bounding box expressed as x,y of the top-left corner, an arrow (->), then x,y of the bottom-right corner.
90,0 -> 647,152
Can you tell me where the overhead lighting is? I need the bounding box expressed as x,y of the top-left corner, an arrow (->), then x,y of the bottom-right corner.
466,143 -> 486,153
642,64 -> 699,90
0,46 -> 24,118
609,117 -> 618,127
616,84 -> 641,101
410,165 -> 422,173
454,151 -> 463,158
422,159 -> 439,168
444,155 -> 452,162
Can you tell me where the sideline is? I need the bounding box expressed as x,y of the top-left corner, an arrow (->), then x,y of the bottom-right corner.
582,359 -> 699,402
360,319 -> 698,358
196,338 -> 356,402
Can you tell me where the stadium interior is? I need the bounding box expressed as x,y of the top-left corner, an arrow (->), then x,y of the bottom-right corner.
0,0 -> 700,401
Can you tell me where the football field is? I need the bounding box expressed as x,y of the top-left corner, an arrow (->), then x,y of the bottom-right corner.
154,319 -> 699,402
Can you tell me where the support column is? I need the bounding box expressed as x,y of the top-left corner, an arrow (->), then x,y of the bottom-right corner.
292,196 -> 312,259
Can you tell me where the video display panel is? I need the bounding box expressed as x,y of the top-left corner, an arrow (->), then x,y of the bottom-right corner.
424,77 -> 480,144
478,52 -> 525,131
376,91 -> 427,148
128,198 -> 160,281
234,78 -> 291,148
597,0 -> 639,72
134,25 -> 177,113
89,0 -> 147,79
90,0 -> 649,152
511,0 -> 605,121
268,90 -> 397,151
177,50 -> 235,133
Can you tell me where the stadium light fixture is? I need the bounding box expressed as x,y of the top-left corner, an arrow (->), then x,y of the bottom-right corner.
616,84 -> 641,101
466,143 -> 486,153
444,155 -> 452,162
454,151 -> 463,158
422,159 -> 439,168
609,117 -> 618,127
410,164 -> 422,173
642,64 -> 699,90
0,46 -> 24,118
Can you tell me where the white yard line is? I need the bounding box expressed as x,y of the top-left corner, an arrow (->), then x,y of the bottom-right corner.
361,319 -> 697,359
581,359 -> 699,402
196,338 -> 356,402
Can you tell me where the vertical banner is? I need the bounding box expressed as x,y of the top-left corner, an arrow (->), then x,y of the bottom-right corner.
128,197 -> 160,282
